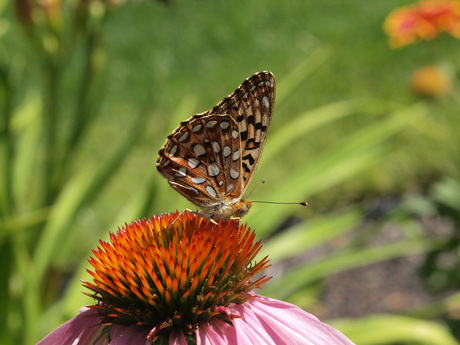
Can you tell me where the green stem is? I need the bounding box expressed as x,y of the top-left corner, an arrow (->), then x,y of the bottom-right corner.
0,65 -> 14,217
42,60 -> 60,205
69,31 -> 97,150
0,241 -> 13,343
56,30 -> 98,186
16,233 -> 40,345
0,65 -> 15,340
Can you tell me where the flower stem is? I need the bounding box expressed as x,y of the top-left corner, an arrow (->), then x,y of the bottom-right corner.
55,30 -> 99,188
0,65 -> 14,339
42,60 -> 60,205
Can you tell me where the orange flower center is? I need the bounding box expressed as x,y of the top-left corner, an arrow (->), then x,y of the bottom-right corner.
82,211 -> 271,339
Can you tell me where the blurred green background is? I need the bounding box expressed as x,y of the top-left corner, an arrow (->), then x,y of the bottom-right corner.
2,0 -> 460,344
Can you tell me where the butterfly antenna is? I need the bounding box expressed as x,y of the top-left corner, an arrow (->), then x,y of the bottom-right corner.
246,180 -> 266,199
248,180 -> 308,207
252,200 -> 309,206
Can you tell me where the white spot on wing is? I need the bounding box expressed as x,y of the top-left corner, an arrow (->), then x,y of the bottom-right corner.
192,124 -> 202,132
175,167 -> 187,177
206,185 -> 217,197
208,164 -> 219,177
233,149 -> 240,161
189,187 -> 199,195
262,96 -> 269,108
193,144 -> 206,157
227,184 -> 234,192
230,168 -> 239,179
213,141 -> 221,154
232,130 -> 238,139
192,177 -> 206,184
206,120 -> 218,128
169,145 -> 178,157
220,121 -> 230,130
223,146 -> 231,158
254,99 -> 260,107
178,131 -> 189,143
188,158 -> 199,168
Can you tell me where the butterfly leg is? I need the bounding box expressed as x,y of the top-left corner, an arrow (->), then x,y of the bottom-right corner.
189,209 -> 218,224
168,209 -> 194,228
170,209 -> 218,226
229,216 -> 241,225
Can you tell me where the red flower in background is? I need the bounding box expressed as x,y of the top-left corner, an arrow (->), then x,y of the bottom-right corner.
384,0 -> 460,48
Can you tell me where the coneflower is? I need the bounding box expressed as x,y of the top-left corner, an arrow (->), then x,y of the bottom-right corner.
37,211 -> 355,345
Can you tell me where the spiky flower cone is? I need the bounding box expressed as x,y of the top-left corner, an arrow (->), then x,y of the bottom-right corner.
82,211 -> 270,342
37,212 -> 355,345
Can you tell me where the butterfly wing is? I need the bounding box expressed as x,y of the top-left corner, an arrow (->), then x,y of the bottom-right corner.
156,71 -> 276,212
210,71 -> 276,195
156,114 -> 243,207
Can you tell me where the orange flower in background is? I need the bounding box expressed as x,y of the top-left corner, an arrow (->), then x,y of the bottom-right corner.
384,0 -> 460,48
410,65 -> 452,97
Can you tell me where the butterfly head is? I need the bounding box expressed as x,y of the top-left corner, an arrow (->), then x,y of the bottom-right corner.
200,198 -> 253,221
232,199 -> 252,219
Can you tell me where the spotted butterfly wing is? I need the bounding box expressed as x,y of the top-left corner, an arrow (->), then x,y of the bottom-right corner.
156,71 -> 276,220
157,115 -> 243,210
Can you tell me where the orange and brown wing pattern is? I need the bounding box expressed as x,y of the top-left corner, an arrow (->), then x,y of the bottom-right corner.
156,114 -> 243,207
210,71 -> 275,194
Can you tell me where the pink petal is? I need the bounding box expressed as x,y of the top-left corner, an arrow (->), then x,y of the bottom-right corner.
169,329 -> 188,345
109,324 -> 150,345
37,307 -> 106,345
109,324 -> 187,345
37,308 -> 153,345
231,294 -> 355,345
196,318 -> 237,345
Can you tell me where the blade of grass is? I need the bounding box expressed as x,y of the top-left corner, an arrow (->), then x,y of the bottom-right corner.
27,109 -> 147,341
0,206 -> 52,244
262,100 -> 358,164
258,209 -> 362,263
431,177 -> 460,211
406,290 -> 460,319
332,314 -> 459,345
262,98 -> 397,165
32,108 -> 149,285
276,45 -> 332,107
10,92 -> 42,210
0,64 -> 14,216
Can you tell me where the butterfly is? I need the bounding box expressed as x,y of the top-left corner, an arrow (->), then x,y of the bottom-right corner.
156,71 -> 275,220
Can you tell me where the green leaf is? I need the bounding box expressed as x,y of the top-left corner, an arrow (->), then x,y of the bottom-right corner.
276,46 -> 332,106
333,314 -> 459,345
258,209 -> 362,263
